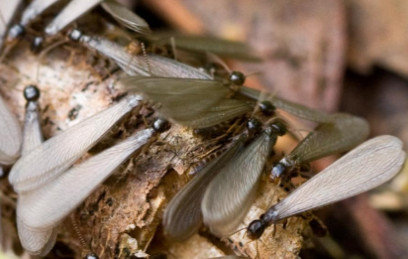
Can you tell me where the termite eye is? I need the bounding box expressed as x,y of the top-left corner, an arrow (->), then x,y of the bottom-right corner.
270,120 -> 287,136
85,253 -> 99,259
246,118 -> 262,135
8,24 -> 25,39
247,219 -> 265,239
258,101 -> 276,116
23,85 -> 40,102
229,71 -> 246,85
69,29 -> 82,41
31,36 -> 44,53
153,118 -> 170,132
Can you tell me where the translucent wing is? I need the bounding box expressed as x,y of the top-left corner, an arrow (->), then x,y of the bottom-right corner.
79,34 -> 211,79
45,0 -> 103,35
20,0 -> 62,26
154,33 -> 261,61
202,132 -> 274,236
122,77 -> 251,128
286,113 -> 370,165
17,216 -> 57,256
0,0 -> 22,47
239,86 -> 332,123
9,95 -> 141,193
22,100 -> 43,155
18,87 -> 56,256
101,0 -> 150,34
271,135 -> 405,221
176,99 -> 253,128
0,95 -> 22,165
163,140 -> 243,241
18,128 -> 153,230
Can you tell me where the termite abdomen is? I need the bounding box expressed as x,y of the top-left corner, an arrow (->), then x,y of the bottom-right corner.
229,71 -> 245,86
23,85 -> 40,102
153,118 -> 170,133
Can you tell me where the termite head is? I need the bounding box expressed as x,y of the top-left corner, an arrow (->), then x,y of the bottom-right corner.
229,71 -> 246,86
7,24 -> 25,41
269,119 -> 287,136
247,219 -> 266,239
31,36 -> 44,53
153,118 -> 170,133
68,29 -> 83,41
84,253 -> 99,259
246,118 -> 262,137
258,100 -> 276,116
23,85 -> 40,102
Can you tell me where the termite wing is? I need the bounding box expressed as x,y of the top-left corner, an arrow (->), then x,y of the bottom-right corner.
68,29 -> 212,79
163,121 -> 287,240
121,77 -> 253,128
0,94 -> 22,166
18,126 -> 155,232
16,85 -> 57,256
246,135 -> 406,239
239,86 -> 370,178
0,0 -> 22,48
100,0 -> 150,35
45,0 -> 104,36
149,33 -> 261,61
8,94 -> 142,193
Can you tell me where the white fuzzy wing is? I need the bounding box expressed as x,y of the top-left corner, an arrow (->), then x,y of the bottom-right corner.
273,135 -> 406,220
20,0 -> 62,26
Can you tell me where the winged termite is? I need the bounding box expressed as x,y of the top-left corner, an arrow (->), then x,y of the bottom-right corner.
246,135 -> 405,239
163,136 -> 244,241
238,86 -> 370,178
163,120 -> 286,240
0,0 -> 22,49
201,122 -> 286,237
69,29 -> 212,79
150,33 -> 261,61
8,94 -> 142,193
121,77 -> 253,129
17,85 -> 57,256
45,0 -> 104,36
7,0 -> 62,41
0,93 -> 22,165
18,127 -> 155,231
101,0 -> 150,35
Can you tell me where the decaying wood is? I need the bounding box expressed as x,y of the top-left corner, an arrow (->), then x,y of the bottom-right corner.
0,35 -> 306,258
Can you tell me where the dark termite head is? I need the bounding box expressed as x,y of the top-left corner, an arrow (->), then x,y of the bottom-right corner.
270,119 -> 287,136
153,118 -> 170,133
31,36 -> 44,53
7,24 -> 25,41
23,85 -> 40,102
68,29 -> 83,41
84,253 -> 99,259
247,219 -> 266,239
258,100 -> 276,116
246,118 -> 262,137
229,71 -> 246,86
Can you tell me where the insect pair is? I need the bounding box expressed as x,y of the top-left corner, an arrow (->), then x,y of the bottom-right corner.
8,85 -> 170,256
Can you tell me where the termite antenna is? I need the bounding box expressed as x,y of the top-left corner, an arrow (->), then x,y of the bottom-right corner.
140,41 -> 151,73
